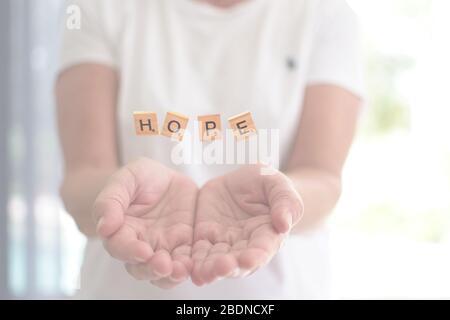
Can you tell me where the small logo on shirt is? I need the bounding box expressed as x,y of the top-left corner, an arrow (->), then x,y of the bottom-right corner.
286,56 -> 297,71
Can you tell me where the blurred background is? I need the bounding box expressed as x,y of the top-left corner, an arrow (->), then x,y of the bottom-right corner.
0,0 -> 449,299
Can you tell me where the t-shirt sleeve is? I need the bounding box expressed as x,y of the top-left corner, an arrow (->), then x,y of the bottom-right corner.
58,0 -> 118,73
306,0 -> 365,99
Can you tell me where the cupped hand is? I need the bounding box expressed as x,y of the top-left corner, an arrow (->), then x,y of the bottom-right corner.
191,164 -> 304,286
92,157 -> 198,289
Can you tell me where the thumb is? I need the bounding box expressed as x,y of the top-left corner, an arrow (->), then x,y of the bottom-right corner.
264,174 -> 304,234
92,169 -> 136,238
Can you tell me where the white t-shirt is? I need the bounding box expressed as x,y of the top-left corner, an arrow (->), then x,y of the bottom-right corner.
59,0 -> 363,299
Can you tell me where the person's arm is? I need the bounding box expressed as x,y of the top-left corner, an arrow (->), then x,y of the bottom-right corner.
285,84 -> 362,233
55,64 -> 120,237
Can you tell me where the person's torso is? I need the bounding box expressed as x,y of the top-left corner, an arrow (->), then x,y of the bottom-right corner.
114,0 -> 319,184
77,0 -> 330,300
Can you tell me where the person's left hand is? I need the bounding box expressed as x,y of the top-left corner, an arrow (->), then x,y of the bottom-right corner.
191,164 -> 304,286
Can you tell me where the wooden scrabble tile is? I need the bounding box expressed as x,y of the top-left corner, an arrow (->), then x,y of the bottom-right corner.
198,114 -> 222,141
161,111 -> 189,141
133,112 -> 159,136
228,111 -> 257,140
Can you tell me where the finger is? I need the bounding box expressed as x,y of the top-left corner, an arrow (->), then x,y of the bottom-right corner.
223,242 -> 254,278
93,169 -> 137,238
148,250 -> 173,278
271,208 -> 295,234
238,230 -> 283,272
150,262 -> 187,289
213,254 -> 238,279
93,198 -> 125,238
201,242 -> 232,284
126,261 -> 179,282
264,175 -> 304,234
171,245 -> 193,279
169,260 -> 190,282
191,240 -> 212,286
238,248 -> 270,271
125,263 -> 153,281
104,226 -> 153,263
150,279 -> 179,290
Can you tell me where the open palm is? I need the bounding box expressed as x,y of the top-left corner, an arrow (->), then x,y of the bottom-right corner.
93,158 -> 197,289
191,165 -> 303,286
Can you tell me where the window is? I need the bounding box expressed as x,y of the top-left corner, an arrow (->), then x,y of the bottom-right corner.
0,0 -> 85,299
330,0 -> 450,299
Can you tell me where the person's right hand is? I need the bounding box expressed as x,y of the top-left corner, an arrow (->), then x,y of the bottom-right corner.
92,157 -> 198,289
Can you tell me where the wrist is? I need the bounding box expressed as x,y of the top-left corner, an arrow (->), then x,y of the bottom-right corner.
60,166 -> 117,237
